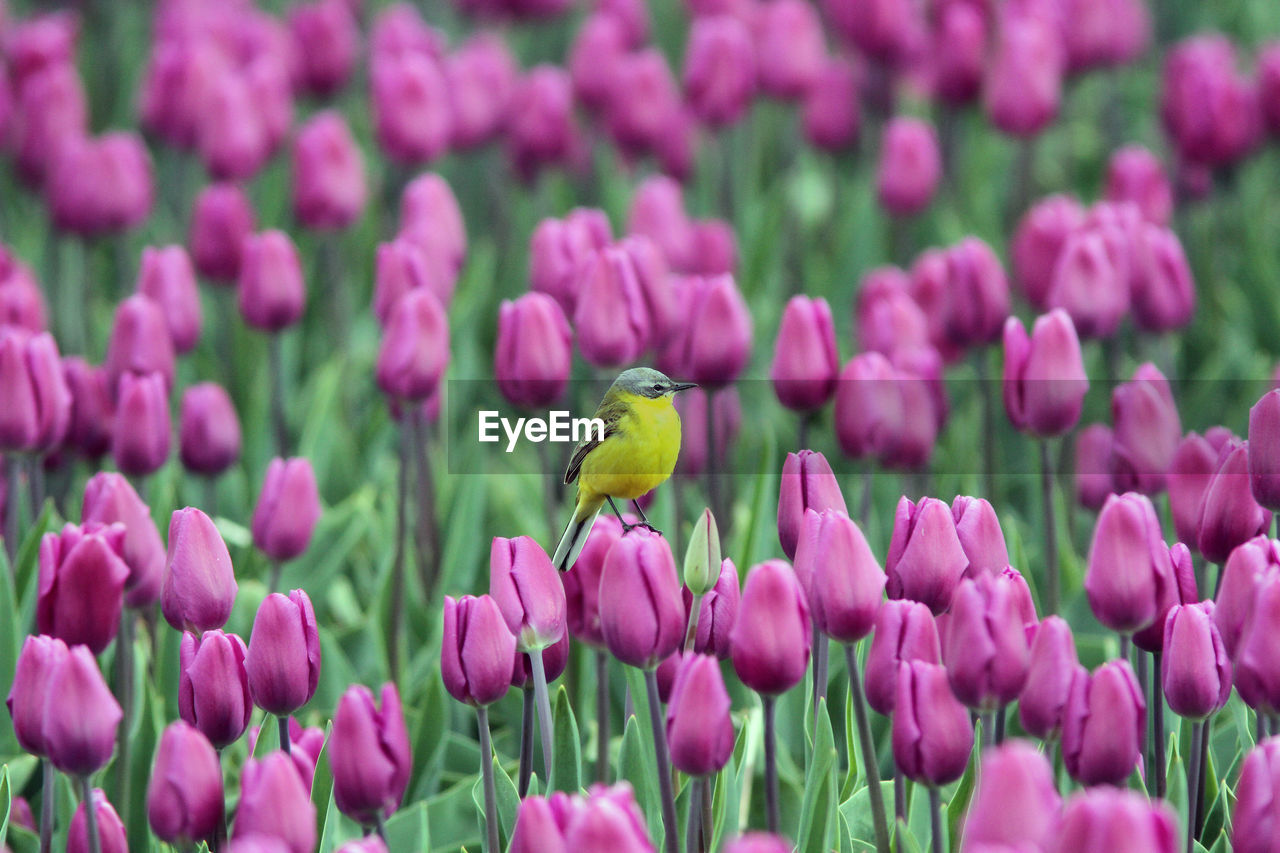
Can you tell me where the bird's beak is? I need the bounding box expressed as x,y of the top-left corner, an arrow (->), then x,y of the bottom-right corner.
670,382 -> 698,393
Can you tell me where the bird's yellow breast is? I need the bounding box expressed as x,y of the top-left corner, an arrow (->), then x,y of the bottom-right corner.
579,392 -> 682,501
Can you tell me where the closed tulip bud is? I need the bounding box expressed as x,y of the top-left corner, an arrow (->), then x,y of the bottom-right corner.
832,352 -> 902,462
13,64 -> 87,187
564,786 -> 655,849
962,741 -> 1061,849
1214,536 -> 1280,659
179,383 -> 241,477
931,2 -> 985,105
865,599 -> 941,716
149,722 -> 227,840
1168,432 -> 1220,546
754,0 -> 824,99
239,231 -> 306,332
598,529 -> 684,668
251,457 -> 321,562
6,634 -> 70,756
0,255 -> 48,334
446,33 -> 517,150
441,594 -> 516,705
886,496 -> 968,615
1198,440 -> 1272,563
6,12 -> 78,86
162,507 -> 238,633
329,683 -> 411,825
1002,311 -> 1089,437
824,0 -> 919,65
777,450 -> 848,559
528,209 -> 612,315
0,329 -> 70,453
803,58 -> 860,150
877,118 -> 941,217
47,132 -> 154,236
793,509 -> 885,643
984,10 -> 1062,137
563,515 -> 623,647
495,292 -> 572,408
680,274 -> 752,388
619,236 -> 680,349
42,645 -> 121,775
1047,229 -> 1129,340
627,176 -> 695,272
376,289 -> 450,402
37,523 -> 129,654
189,183 -> 256,283
572,247 -> 652,368
886,354 -> 946,471
951,496 -> 1010,578
370,4 -> 445,58
1249,390 -> 1280,512
1050,789 -> 1178,853
291,111 -> 366,231
943,574 -> 1031,711
723,833 -> 792,853
179,629 -> 252,748
235,752 -> 317,853
1085,493 -> 1170,634
892,660 -> 973,785
506,66 -> 580,181
106,293 -> 177,399
682,509 -> 723,596
1234,577 -> 1280,715
111,371 -> 171,477
512,630 -> 570,689
137,245 -> 201,353
372,240 -> 448,325
1074,423 -> 1115,510
1105,146 -> 1173,226
287,0 -> 359,96
197,75 -> 270,181
1112,363 -> 1182,495
82,472 -> 164,607
730,559 -> 811,695
1129,225 -> 1195,334
370,53 -> 451,165
665,654 -> 735,776
1234,738 -> 1280,853
683,15 -> 755,126
1012,194 -> 1086,310
510,796 -> 568,853
1133,542 -> 1198,653
1018,615 -> 1081,739
1161,36 -> 1261,168
569,12 -> 631,111
68,789 -> 127,853
770,296 -> 839,412
491,535 -> 567,652
246,590 -> 321,715
673,385 -> 742,476
1061,660 -> 1145,786
1161,601 -> 1230,720
943,237 -> 1010,348
691,558 -> 740,658
603,48 -> 683,157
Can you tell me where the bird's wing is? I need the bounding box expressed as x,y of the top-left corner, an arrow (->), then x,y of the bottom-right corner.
563,394 -> 628,485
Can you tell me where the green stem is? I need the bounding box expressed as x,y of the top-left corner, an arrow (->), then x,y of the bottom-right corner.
644,669 -> 681,853
530,648 -> 555,785
1040,440 -> 1059,615
812,628 -> 828,724
763,695 -> 780,835
278,715 -> 291,756
477,706 -> 501,853
40,759 -> 53,853
411,412 -> 440,599
846,645 -> 891,853
1186,721 -> 1203,853
596,650 -> 610,784
269,560 -> 283,594
1153,652 -> 1166,798
114,610 -> 135,826
79,777 -> 101,853
4,456 -> 21,568
519,686 -> 534,796
980,711 -> 995,750
268,334 -> 289,457
684,593 -> 703,653
684,777 -> 705,853
929,786 -> 943,853
389,422 -> 410,681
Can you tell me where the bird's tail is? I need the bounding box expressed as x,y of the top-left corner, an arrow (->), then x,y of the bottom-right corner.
553,492 -> 605,572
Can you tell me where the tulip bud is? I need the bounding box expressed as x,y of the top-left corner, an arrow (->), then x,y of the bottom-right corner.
62,357 -> 113,459
1128,224 -> 1195,334
528,209 -> 612,316
495,293 -> 572,409
0,329 -> 71,453
1002,310 -> 1089,437
445,32 -> 517,150
602,48 -> 684,158
335,840 -> 389,853
1050,789 -> 1178,853
179,629 -> 252,748
770,295 -> 839,412
132,247 -> 202,356
397,172 -> 465,284
372,240 -> 446,326
376,289 -> 450,402
162,507 -> 238,633
1047,228 -> 1129,341
512,631 -> 571,690
1233,576 -> 1280,716
196,75 -> 270,182
722,833 -> 792,853
179,383 -> 242,477
1161,36 -> 1261,168
892,660 -> 973,786
962,741 -> 1061,849
1249,390 -> 1280,513
754,0 -> 824,99
1018,615 -> 1081,739
884,354 -> 945,471
777,449 -> 849,560
679,274 -> 752,389
491,535 -> 567,652
572,247 -> 652,369
238,230 -> 306,332
1111,363 -> 1182,495
690,558 -> 740,659
234,752 -> 317,853
943,574 -> 1031,711
627,176 -> 695,271
1132,542 -> 1198,653
1011,194 -> 1085,310
673,385 -> 741,477
1168,432 -> 1219,546
370,52 -> 451,165
1105,146 -> 1173,226
190,183 -> 256,283
246,590 -> 321,715
793,509 -> 885,644
803,58 -> 860,151
563,514 -> 622,647
6,634 -> 70,756
47,132 -> 154,236
597,528 -> 684,668
930,2 -> 984,105
287,0 -> 359,96
510,796 -> 568,853
294,113 -> 366,233
80,472 -> 162,607
877,118 -> 941,217
1161,601 -> 1231,720
37,523 -> 129,654
730,560 -> 811,695
0,255 -> 46,334
506,65 -> 580,181
950,496 -> 1010,579
42,645 -> 121,775
665,654 -> 735,776
1074,423 -> 1115,510
564,784 -> 655,849
251,457 -> 322,562
835,352 -> 906,465
1198,440 -> 1272,564
1061,660 -> 1145,786
111,371 -> 171,477
673,509 -> 720,599
864,600 -> 940,716
940,237 -> 1011,348
441,594 -> 517,706
885,496 -> 968,615
984,9 -> 1062,137
683,15 -> 755,126
1234,738 -> 1280,853
1084,493 -> 1170,634
1214,536 -> 1280,659
329,683 -> 412,826
67,788 -> 127,853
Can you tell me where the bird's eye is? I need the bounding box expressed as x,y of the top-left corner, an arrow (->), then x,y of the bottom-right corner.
652,384 -> 664,394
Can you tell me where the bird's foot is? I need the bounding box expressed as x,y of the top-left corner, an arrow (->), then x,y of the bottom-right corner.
621,521 -> 662,536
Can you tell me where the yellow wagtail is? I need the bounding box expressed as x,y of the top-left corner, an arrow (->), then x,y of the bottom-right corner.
552,367 -> 697,571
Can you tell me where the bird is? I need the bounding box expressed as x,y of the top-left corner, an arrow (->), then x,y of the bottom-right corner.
552,367 -> 697,571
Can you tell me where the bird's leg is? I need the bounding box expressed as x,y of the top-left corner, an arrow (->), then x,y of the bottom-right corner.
630,500 -> 660,535
607,496 -> 637,533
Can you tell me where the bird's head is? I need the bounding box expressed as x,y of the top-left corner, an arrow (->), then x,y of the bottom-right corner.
612,367 -> 698,399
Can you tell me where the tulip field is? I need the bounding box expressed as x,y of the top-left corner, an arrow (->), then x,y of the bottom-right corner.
9,0 -> 1280,852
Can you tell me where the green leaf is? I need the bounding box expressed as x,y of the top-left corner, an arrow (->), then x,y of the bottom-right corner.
906,781 -> 930,850
494,754 -> 521,845
310,724 -> 335,846
0,555 -> 21,756
408,674 -> 450,800
0,764 -> 11,847
710,717 -> 752,850
618,713 -> 660,843
550,685 -> 582,794
839,782 -> 894,849
895,816 -> 927,853
385,800 -> 430,851
796,698 -> 837,853
251,710 -> 281,758
946,746 -> 978,849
